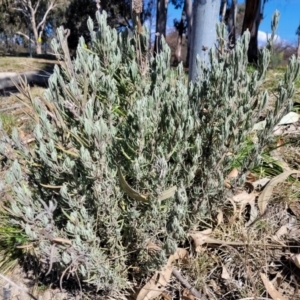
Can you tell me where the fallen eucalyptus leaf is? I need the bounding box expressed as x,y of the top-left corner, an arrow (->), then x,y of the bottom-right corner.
291,254 -> 300,269
136,248 -> 188,300
221,264 -> 231,280
228,168 -> 239,178
189,229 -> 245,248
217,209 -> 224,226
258,170 -> 300,214
253,120 -> 266,131
260,273 -> 288,300
168,248 -> 189,264
272,225 -> 288,245
118,167 -> 148,203
246,172 -> 258,182
182,289 -> 196,300
252,178 -> 270,191
136,265 -> 173,300
278,112 -> 299,125
158,186 -> 177,201
232,190 -> 257,203
189,229 -> 212,251
118,167 -> 177,202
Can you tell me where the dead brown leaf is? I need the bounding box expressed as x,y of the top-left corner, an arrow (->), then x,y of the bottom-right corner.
189,229 -> 245,248
51,237 -> 72,245
182,289 -> 196,300
272,225 -> 288,245
276,138 -> 284,152
232,190 -> 257,203
228,198 -> 238,224
189,229 -> 212,251
260,273 -> 288,300
136,265 -> 173,300
252,178 -> 270,191
162,292 -> 172,300
221,264 -> 231,280
136,248 -> 188,300
244,181 -> 254,193
224,178 -> 231,188
232,190 -> 258,223
228,168 -> 239,178
217,209 -> 223,226
168,248 -> 189,264
291,254 -> 300,269
289,201 -> 300,217
258,170 -> 300,214
246,172 -> 258,182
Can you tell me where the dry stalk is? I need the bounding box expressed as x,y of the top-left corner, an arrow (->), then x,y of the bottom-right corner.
172,268 -> 207,300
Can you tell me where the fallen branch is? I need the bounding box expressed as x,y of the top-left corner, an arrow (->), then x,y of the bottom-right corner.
172,268 -> 207,300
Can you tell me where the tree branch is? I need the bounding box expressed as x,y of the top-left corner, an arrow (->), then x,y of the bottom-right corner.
12,7 -> 30,19
36,1 -> 57,31
33,0 -> 41,15
16,31 -> 35,44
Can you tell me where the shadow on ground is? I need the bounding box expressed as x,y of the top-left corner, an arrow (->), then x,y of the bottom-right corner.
0,53 -> 58,94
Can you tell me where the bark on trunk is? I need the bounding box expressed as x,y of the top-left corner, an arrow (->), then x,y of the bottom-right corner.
228,0 -> 237,49
174,4 -> 186,64
241,0 -> 262,63
220,0 -> 227,23
154,0 -> 168,54
188,0 -> 221,82
36,42 -> 42,54
184,0 -> 192,67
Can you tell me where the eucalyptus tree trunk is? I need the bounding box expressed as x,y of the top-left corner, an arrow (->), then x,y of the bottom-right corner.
220,0 -> 227,22
188,0 -> 221,82
174,3 -> 186,64
184,0 -> 192,67
228,0 -> 237,49
154,0 -> 168,54
298,35 -> 300,58
14,0 -> 58,55
241,0 -> 262,63
297,25 -> 300,58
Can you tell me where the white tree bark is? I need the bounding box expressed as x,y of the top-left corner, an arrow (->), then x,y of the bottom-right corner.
13,0 -> 58,54
188,0 -> 221,82
297,25 -> 300,58
228,0 -> 237,49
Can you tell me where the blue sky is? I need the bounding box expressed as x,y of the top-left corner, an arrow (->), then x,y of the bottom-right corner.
167,0 -> 300,46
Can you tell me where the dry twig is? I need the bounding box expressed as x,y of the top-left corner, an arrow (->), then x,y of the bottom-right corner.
172,268 -> 207,300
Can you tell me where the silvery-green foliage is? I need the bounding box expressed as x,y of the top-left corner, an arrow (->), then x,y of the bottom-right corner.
188,19 -> 300,206
1,10 -> 300,295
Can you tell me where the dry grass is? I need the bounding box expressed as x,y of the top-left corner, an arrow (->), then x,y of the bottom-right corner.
174,189 -> 300,299
0,86 -> 44,146
0,56 -> 57,73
